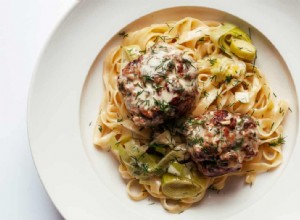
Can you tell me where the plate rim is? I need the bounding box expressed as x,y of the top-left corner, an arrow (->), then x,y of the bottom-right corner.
27,1 -> 300,220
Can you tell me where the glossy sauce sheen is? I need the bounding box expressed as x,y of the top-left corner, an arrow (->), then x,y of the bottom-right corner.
184,110 -> 259,177
118,42 -> 199,127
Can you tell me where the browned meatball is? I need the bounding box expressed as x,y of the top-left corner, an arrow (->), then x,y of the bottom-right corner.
117,42 -> 198,127
183,110 -> 259,177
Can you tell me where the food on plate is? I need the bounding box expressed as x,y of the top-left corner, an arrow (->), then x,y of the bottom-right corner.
118,42 -> 198,127
94,17 -> 289,213
183,110 -> 259,177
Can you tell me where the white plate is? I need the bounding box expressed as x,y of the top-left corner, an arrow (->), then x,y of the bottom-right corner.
28,1 -> 300,219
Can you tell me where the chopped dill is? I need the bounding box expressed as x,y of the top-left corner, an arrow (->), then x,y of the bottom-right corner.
135,90 -> 144,99
153,98 -> 170,112
142,75 -> 154,83
220,45 -> 226,53
269,136 -> 286,147
248,27 -> 252,40
155,58 -> 170,71
210,74 -> 217,82
118,31 -> 128,38
208,58 -> 217,66
279,107 -> 284,114
252,53 -> 257,72
201,90 -> 209,99
188,118 -> 205,127
225,75 -> 233,84
198,37 -> 205,43
271,122 -> 275,130
190,137 -> 204,145
182,58 -> 196,69
117,118 -> 123,122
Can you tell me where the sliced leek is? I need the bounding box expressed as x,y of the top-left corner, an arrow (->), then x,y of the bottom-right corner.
198,54 -> 246,83
151,130 -> 175,147
230,39 -> 256,61
161,174 -> 201,199
149,143 -> 167,155
163,162 -> 209,199
157,147 -> 188,169
124,152 -> 161,179
124,139 -> 148,157
167,161 -> 190,178
211,23 -> 256,61
210,23 -> 236,44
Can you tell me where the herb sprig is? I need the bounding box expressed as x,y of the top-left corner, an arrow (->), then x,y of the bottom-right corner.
269,136 -> 286,147
118,31 -> 128,38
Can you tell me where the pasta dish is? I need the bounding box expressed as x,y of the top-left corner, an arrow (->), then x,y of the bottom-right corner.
93,17 -> 289,213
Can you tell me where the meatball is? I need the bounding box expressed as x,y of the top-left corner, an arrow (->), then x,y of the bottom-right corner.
118,42 -> 198,127
183,110 -> 259,177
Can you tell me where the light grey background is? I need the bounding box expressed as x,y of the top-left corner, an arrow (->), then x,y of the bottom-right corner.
1,0 -> 300,219
0,0 -> 77,219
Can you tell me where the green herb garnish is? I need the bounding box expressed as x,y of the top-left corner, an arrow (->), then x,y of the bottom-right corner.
118,31 -> 128,38
269,136 -> 286,147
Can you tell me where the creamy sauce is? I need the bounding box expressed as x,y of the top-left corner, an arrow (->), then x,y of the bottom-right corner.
184,110 -> 259,176
123,42 -> 198,113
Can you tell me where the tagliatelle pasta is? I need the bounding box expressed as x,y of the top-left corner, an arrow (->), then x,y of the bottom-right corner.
93,17 -> 288,213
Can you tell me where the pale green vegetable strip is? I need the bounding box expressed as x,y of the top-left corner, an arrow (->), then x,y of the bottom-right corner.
210,23 -> 236,44
124,139 -> 148,157
230,39 -> 256,61
167,161 -> 191,178
161,174 -> 202,199
211,23 -> 256,61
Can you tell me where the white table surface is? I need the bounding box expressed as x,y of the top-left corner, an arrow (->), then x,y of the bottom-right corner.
0,0 -> 77,219
1,1 -> 300,220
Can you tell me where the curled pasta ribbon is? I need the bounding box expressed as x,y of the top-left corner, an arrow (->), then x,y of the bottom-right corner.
93,16 -> 289,212
126,179 -> 148,201
211,176 -> 228,190
93,130 -> 118,151
119,164 -> 133,180
144,185 -> 165,199
140,178 -> 165,198
181,190 -> 207,204
160,199 -> 192,213
242,147 -> 282,174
